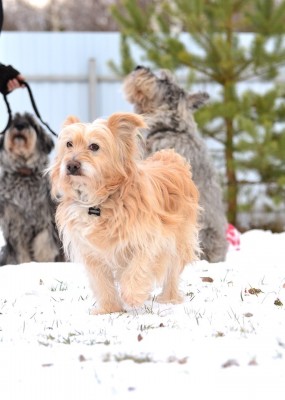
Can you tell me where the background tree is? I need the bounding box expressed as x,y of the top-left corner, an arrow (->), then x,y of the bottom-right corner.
111,0 -> 285,229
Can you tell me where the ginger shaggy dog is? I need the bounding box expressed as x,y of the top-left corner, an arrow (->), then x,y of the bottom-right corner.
0,112 -> 63,266
49,112 -> 200,314
124,66 -> 228,262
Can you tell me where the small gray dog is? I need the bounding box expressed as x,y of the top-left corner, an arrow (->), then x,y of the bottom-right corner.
0,112 -> 63,266
124,66 -> 228,262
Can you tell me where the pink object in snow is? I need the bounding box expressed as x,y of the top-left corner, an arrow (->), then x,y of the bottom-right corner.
226,224 -> 241,251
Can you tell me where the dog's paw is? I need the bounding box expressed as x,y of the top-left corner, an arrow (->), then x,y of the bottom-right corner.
120,289 -> 147,308
120,279 -> 149,307
156,293 -> 184,304
90,304 -> 124,315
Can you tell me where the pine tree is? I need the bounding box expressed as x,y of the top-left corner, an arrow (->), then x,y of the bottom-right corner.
111,0 -> 285,228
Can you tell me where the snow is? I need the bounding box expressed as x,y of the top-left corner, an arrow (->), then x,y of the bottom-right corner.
0,230 -> 285,400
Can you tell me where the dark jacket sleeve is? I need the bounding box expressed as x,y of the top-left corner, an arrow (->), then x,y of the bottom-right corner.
0,63 -> 20,94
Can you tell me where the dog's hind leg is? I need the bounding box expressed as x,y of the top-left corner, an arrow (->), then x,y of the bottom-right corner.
85,257 -> 124,315
157,255 -> 184,304
199,226 -> 228,263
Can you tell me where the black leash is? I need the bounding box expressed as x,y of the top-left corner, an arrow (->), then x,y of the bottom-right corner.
0,93 -> 12,135
0,81 -> 58,137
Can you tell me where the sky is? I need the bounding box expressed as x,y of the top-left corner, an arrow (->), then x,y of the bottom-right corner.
0,229 -> 285,399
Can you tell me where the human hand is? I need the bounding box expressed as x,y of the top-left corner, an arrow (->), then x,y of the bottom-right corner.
6,74 -> 25,92
0,64 -> 25,95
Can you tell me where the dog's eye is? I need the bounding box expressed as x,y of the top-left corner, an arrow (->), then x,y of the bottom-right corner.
66,141 -> 73,148
89,143 -> 100,152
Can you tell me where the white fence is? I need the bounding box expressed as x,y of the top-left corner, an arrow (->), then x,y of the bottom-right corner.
0,32 -> 277,132
0,32 -> 135,133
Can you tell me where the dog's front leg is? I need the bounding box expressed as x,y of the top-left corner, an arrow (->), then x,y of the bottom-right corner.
84,257 -> 124,315
120,255 -> 154,307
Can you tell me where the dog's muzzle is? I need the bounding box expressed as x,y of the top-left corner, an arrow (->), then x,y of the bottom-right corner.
11,129 -> 29,144
66,160 -> 81,176
9,118 -> 35,144
13,121 -> 29,131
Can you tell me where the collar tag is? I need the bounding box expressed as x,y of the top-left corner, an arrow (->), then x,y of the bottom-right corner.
88,207 -> 101,216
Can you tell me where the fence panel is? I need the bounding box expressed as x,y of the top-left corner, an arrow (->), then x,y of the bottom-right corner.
0,32 -> 133,132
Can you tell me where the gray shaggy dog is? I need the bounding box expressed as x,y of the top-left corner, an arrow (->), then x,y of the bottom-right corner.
124,66 -> 228,262
0,112 -> 63,266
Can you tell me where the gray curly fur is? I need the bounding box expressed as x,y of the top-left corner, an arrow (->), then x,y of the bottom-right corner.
124,66 -> 228,262
0,112 -> 63,266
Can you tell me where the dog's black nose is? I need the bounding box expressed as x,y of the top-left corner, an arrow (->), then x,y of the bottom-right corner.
135,65 -> 143,70
66,160 -> 81,176
14,122 -> 28,131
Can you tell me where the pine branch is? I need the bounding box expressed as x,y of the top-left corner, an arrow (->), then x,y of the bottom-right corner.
201,127 -> 226,145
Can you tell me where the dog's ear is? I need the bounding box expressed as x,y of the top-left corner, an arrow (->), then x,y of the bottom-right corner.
0,135 -> 4,150
63,115 -> 80,127
107,112 -> 146,135
107,112 -> 147,163
187,92 -> 209,111
159,69 -> 176,83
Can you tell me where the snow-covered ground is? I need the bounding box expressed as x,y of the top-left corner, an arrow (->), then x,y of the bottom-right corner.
0,230 -> 285,400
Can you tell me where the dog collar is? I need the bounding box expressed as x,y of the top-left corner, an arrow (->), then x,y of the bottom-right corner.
16,167 -> 34,176
88,207 -> 101,216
